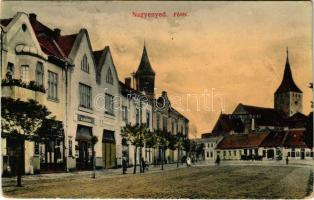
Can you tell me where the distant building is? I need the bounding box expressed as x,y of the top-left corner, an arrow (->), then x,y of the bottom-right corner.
202,48 -> 313,161
208,49 -> 309,136
193,136 -> 223,161
216,130 -> 313,160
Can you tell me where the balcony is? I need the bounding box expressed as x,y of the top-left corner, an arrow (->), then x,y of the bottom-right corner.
1,79 -> 46,103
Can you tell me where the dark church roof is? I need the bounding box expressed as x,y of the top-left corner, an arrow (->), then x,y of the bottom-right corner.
275,50 -> 302,94
136,45 -> 155,76
234,104 -> 284,127
212,113 -> 244,135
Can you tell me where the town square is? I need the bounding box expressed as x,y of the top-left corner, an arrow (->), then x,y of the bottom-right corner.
0,1 -> 313,199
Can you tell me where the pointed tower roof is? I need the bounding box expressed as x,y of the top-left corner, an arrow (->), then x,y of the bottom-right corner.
275,48 -> 302,94
135,44 -> 156,76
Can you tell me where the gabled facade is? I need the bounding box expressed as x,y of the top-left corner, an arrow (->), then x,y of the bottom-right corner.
1,12 -> 70,175
1,12 -> 190,175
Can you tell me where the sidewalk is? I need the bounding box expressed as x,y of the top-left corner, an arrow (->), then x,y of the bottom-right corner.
2,163 -> 187,183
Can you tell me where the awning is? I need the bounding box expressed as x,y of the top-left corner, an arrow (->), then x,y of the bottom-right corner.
76,125 -> 92,141
37,119 -> 64,141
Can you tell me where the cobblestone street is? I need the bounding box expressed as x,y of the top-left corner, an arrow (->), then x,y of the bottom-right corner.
2,163 -> 313,199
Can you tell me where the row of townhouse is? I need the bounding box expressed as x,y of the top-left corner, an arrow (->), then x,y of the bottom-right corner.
0,12 -> 189,176
196,129 -> 313,162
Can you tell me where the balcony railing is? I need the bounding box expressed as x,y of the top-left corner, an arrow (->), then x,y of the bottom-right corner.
2,79 -> 46,102
2,79 -> 46,93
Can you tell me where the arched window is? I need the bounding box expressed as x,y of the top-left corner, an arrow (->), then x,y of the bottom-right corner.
106,68 -> 113,84
81,54 -> 89,73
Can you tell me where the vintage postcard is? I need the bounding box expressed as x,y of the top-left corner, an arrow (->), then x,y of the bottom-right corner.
0,1 -> 313,199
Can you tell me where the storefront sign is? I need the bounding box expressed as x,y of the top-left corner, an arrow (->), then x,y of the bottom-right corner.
78,114 -> 95,124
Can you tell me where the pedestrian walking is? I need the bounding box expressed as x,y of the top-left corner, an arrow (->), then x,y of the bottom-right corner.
122,157 -> 127,174
186,156 -> 191,167
140,157 -> 145,173
215,155 -> 220,166
285,156 -> 289,165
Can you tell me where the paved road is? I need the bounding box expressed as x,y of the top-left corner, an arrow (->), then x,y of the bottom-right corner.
2,159 -> 313,183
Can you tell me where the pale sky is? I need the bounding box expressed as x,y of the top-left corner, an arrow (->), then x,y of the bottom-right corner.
2,1 -> 312,138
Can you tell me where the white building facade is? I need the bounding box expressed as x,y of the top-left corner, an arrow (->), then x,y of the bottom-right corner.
1,12 -> 188,175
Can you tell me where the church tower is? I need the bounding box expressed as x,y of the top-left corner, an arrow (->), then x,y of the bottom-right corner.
274,48 -> 303,116
135,44 -> 156,97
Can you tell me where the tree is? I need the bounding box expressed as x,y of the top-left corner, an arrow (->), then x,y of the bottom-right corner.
174,132 -> 184,168
121,124 -> 148,174
145,130 -> 158,166
1,97 -> 54,186
196,143 -> 205,161
190,141 -> 197,163
155,129 -> 169,170
183,137 -> 191,156
91,136 -> 98,178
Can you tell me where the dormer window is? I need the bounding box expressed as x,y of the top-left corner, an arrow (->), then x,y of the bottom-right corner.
106,68 -> 113,84
22,24 -> 27,32
81,54 -> 89,73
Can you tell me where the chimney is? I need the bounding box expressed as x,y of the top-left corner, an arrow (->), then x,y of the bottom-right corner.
125,77 -> 132,88
29,13 -> 37,21
251,118 -> 255,131
54,28 -> 61,37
